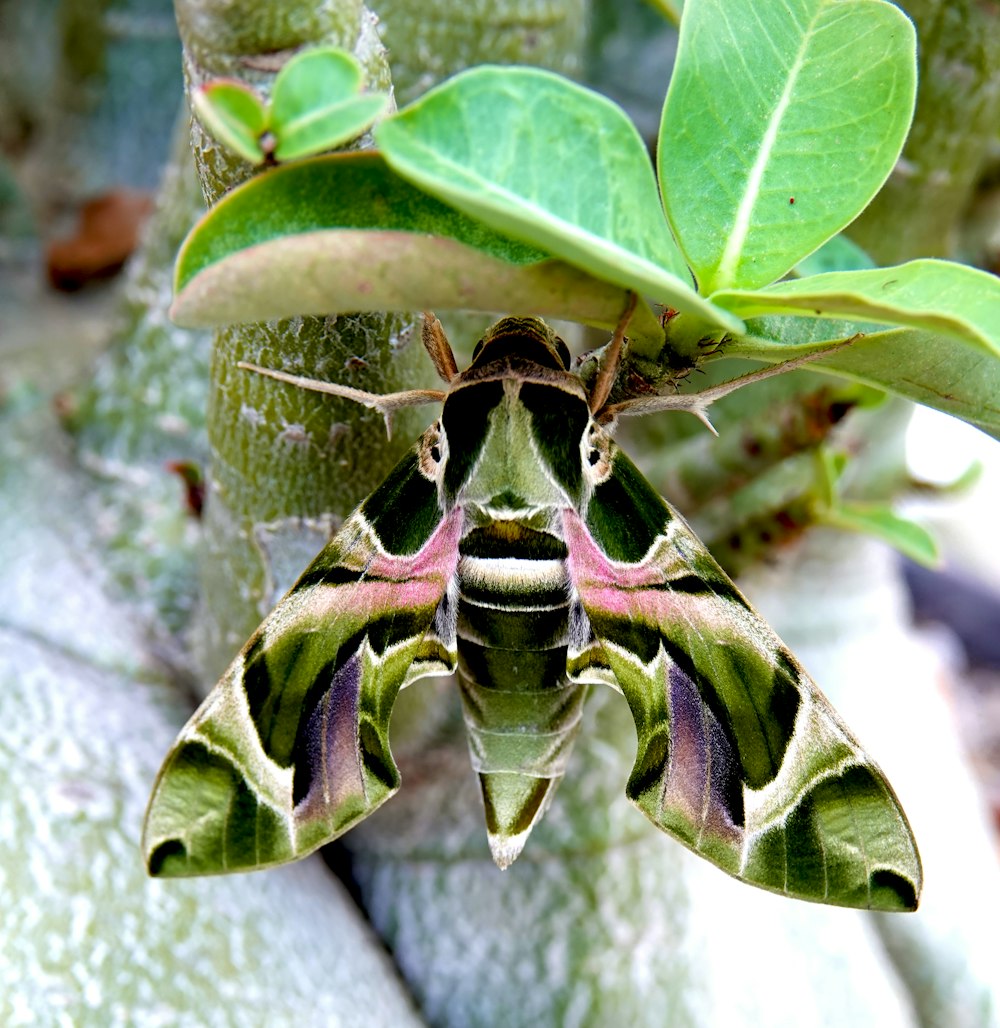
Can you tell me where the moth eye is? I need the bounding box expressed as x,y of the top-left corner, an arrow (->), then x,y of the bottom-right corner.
582,424 -> 613,484
418,422 -> 447,480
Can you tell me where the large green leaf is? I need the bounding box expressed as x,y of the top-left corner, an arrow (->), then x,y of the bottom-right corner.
660,0 -> 916,293
728,318 -> 1000,441
714,260 -> 1000,354
170,153 -> 663,344
376,65 -> 742,332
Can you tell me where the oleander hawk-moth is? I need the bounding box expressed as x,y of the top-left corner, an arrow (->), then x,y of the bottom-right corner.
143,313 -> 921,911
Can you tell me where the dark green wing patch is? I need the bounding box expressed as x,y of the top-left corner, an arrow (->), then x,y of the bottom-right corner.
518,382 -> 589,504
361,449 -> 442,554
586,450 -> 671,562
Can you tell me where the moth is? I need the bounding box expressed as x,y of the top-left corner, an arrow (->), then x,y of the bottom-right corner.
143,310 -> 921,911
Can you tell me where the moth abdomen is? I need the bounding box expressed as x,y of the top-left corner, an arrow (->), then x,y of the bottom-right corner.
455,514 -> 585,866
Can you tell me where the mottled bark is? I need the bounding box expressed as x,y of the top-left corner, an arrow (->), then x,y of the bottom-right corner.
848,0 -> 1000,262
173,0 -> 432,674
371,0 -> 587,103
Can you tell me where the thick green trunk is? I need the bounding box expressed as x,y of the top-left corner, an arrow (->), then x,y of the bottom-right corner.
848,0 -> 1000,262
173,0 -> 432,673
371,0 -> 588,103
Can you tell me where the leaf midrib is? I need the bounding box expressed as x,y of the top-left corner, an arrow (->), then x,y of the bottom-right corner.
279,96 -> 372,140
713,4 -> 823,291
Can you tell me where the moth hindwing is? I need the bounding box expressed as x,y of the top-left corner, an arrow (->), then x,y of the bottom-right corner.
143,315 -> 921,911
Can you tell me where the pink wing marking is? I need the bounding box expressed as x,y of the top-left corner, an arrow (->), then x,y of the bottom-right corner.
561,510 -> 740,638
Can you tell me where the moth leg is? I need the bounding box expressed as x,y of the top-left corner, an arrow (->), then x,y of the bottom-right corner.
421,311 -> 460,383
236,362 -> 445,439
589,291 -> 637,414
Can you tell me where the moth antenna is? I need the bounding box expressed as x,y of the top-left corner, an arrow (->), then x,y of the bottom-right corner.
604,334 -> 863,430
687,400 -> 719,437
421,312 -> 460,383
237,362 -> 446,439
590,292 -> 637,414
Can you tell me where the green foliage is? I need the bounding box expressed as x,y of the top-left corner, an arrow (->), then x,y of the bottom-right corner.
814,449 -> 939,566
268,48 -> 389,161
192,81 -> 267,164
794,234 -> 877,277
716,261 -> 1000,355
191,48 -> 388,165
171,153 -> 665,345
730,321 -> 1000,442
172,0 -> 999,447
821,501 -> 939,567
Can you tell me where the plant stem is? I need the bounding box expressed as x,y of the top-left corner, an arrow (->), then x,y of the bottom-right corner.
848,0 -> 1000,262
173,0 -> 431,675
370,0 -> 588,104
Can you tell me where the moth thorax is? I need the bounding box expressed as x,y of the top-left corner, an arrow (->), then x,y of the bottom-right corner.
457,392 -> 570,509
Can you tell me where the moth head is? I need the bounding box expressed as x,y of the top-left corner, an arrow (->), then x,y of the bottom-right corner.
438,317 -> 597,510
469,317 -> 572,372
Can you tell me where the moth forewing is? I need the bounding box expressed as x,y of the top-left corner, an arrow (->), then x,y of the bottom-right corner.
144,314 -> 921,911
143,441 -> 462,877
562,438 -> 921,911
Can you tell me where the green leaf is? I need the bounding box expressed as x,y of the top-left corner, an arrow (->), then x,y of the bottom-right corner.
794,234 -> 876,277
192,81 -> 267,164
713,260 -> 1000,354
728,319 -> 1000,441
377,65 -> 742,333
269,47 -> 388,161
660,0 -> 916,293
821,502 -> 939,567
170,153 -> 664,345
